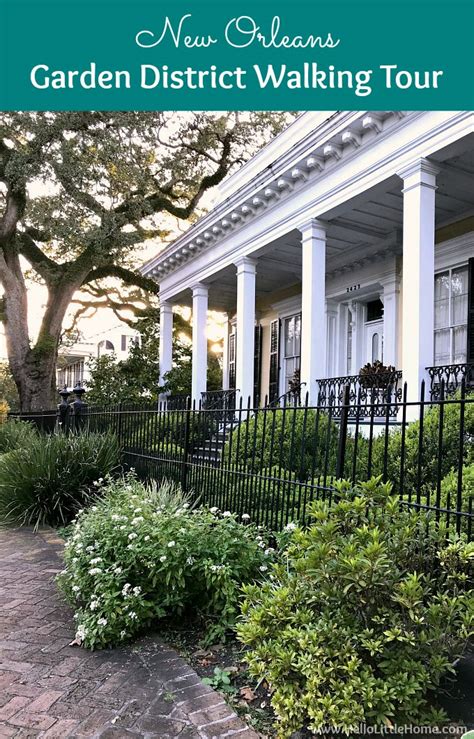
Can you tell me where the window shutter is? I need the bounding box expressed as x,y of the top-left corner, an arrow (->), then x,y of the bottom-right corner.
268,319 -> 280,403
228,331 -> 236,390
467,257 -> 474,371
253,324 -> 263,407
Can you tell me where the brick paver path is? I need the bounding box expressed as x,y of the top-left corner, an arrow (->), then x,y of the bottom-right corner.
0,528 -> 259,739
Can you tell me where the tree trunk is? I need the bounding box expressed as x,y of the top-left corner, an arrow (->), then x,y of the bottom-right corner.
3,270 -> 83,411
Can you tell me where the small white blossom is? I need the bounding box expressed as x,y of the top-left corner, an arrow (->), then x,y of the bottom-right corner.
144,535 -> 150,541
132,586 -> 141,596
167,540 -> 176,548
186,556 -> 195,565
122,583 -> 131,596
97,618 -> 108,627
72,585 -> 80,593
88,567 -> 102,576
222,511 -> 232,518
119,526 -> 126,531
210,507 -> 219,514
264,548 -> 275,556
241,513 -> 250,521
75,625 -> 87,640
111,514 -> 121,521
259,565 -> 268,572
284,522 -> 297,532
90,557 -> 102,565
128,533 -> 137,541
120,630 -> 127,639
128,611 -> 138,620
90,600 -> 99,611
133,507 -> 142,513
258,541 -> 265,548
159,555 -> 167,563
91,506 -> 98,512
114,566 -> 123,575
131,517 -> 144,526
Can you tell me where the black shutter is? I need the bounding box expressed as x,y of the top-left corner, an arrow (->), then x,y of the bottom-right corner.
268,319 -> 280,404
467,258 -> 474,382
253,325 -> 263,407
228,331 -> 236,390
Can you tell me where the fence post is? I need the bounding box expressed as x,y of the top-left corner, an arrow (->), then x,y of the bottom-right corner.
116,401 -> 123,442
181,396 -> 191,493
335,384 -> 350,479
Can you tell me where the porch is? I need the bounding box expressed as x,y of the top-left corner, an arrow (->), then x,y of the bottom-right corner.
146,113 -> 474,416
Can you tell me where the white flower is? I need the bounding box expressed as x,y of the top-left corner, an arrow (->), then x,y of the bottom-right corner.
119,526 -> 126,531
90,600 -> 99,611
128,533 -> 137,541
258,541 -> 265,549
75,625 -> 87,640
91,506 -> 98,512
72,557 -> 78,564
241,513 -> 250,521
122,583 -> 131,596
114,566 -> 122,575
284,522 -> 297,532
259,565 -> 268,572
86,545 -> 94,553
120,630 -> 127,639
210,564 -> 225,572
167,540 -> 176,548
222,511 -> 232,518
72,585 -> 80,593
88,567 -> 102,576
264,548 -> 275,556
97,618 -> 108,627
186,556 -> 195,565
133,507 -> 142,513
182,502 -> 190,509
90,557 -> 102,565
131,517 -> 144,526
76,543 -> 83,550
127,544 -> 134,550
144,535 -> 150,541
128,611 -> 137,620
111,514 -> 121,521
159,555 -> 167,563
210,507 -> 219,514
132,586 -> 141,596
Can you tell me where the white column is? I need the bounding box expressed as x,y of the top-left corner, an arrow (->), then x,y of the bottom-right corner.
191,283 -> 208,405
235,257 -> 256,405
398,158 -> 438,402
299,219 -> 327,404
159,302 -> 173,387
222,314 -> 229,391
326,300 -> 338,377
380,277 -> 400,368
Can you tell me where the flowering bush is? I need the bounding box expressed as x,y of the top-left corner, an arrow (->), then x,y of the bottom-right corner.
57,472 -> 275,649
238,478 -> 474,738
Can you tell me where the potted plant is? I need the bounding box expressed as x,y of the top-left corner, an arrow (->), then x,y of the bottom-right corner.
358,360 -> 397,389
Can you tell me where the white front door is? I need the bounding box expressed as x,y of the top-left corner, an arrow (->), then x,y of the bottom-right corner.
364,320 -> 384,364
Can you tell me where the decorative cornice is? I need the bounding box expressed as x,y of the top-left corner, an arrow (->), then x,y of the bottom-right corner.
144,111 -> 408,280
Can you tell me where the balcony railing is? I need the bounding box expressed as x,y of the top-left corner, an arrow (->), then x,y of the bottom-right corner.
427,362 -> 474,400
316,371 -> 403,418
201,389 -> 238,423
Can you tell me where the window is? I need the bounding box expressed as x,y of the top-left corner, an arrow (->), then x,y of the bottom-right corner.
228,331 -> 236,390
366,299 -> 384,322
121,335 -> 127,351
434,266 -> 468,366
282,313 -> 301,391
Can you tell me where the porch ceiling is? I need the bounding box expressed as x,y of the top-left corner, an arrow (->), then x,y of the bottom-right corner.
170,134 -> 474,313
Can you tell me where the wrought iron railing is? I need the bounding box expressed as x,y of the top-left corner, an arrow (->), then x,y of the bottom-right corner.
201,389 -> 238,423
427,363 -> 474,401
266,382 -> 307,408
316,371 -> 403,418
164,394 -> 190,410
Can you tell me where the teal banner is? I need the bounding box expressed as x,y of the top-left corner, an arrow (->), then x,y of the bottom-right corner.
1,0 -> 473,110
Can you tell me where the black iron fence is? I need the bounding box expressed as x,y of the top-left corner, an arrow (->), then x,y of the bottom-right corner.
10,380 -> 473,538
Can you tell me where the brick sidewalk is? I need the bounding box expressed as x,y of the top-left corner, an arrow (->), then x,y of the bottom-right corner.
0,528 -> 259,739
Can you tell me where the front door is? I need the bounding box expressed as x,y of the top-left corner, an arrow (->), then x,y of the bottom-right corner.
364,320 -> 384,364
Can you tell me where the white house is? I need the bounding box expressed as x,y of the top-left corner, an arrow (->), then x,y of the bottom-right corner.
142,111 -> 474,414
57,326 -> 141,390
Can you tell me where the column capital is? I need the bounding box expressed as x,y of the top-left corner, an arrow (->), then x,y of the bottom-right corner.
298,218 -> 327,239
160,301 -> 173,314
397,157 -> 440,191
234,255 -> 257,273
191,282 -> 209,298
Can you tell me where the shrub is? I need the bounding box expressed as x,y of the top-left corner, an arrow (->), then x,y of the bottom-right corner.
237,478 -> 474,738
57,473 -> 276,649
0,432 -> 120,529
0,418 -> 38,454
224,408 -> 342,479
371,393 -> 474,498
